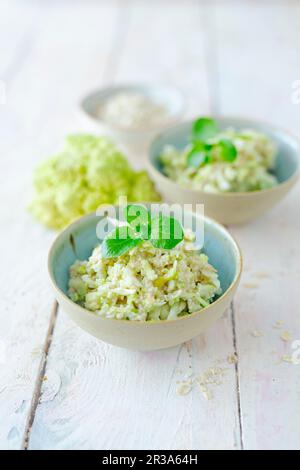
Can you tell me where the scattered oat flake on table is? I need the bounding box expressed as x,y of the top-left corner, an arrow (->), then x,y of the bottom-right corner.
243,282 -> 259,289
196,367 -> 227,400
176,381 -> 192,396
280,331 -> 291,342
273,320 -> 284,329
227,353 -> 238,364
176,366 -> 227,400
251,329 -> 264,338
253,272 -> 270,279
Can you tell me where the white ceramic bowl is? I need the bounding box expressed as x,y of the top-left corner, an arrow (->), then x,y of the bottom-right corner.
48,208 -> 242,351
148,118 -> 300,224
79,83 -> 185,157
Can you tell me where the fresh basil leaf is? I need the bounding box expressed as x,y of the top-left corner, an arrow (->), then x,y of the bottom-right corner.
124,204 -> 151,240
204,143 -> 214,151
150,214 -> 184,250
124,204 -> 148,224
190,141 -> 213,151
192,117 -> 219,142
204,153 -> 214,164
187,148 -> 207,168
218,138 -> 237,162
102,226 -> 141,258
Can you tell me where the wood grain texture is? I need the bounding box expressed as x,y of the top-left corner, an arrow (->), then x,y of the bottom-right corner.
214,0 -> 300,450
0,1 -> 59,450
0,0 -> 120,450
28,1 -> 241,450
30,312 -> 241,450
1,0 -> 300,450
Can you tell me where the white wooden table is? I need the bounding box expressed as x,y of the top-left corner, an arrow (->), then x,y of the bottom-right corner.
1,0 -> 300,450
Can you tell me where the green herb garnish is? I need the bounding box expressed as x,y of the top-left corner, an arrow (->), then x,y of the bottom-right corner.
124,203 -> 151,240
150,214 -> 184,250
192,117 -> 219,142
187,143 -> 213,168
188,117 -> 238,169
101,205 -> 184,258
218,138 -> 238,162
187,148 -> 208,168
101,226 -> 141,259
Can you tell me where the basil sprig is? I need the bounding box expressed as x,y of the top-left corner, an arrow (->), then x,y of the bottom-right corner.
187,117 -> 237,169
102,205 -> 184,258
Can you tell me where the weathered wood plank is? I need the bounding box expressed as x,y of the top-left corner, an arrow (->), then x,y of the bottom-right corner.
30,311 -> 241,450
0,1 -> 59,450
214,0 -> 300,450
29,1 -> 241,450
0,1 -> 41,80
0,1 -> 120,450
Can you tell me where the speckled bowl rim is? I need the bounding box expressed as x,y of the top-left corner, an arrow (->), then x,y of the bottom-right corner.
48,210 -> 243,326
79,83 -> 186,135
148,116 -> 300,197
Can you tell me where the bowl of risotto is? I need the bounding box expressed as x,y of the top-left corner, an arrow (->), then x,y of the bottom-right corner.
148,117 -> 300,224
48,205 -> 242,350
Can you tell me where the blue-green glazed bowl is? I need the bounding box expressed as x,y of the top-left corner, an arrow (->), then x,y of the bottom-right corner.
148,117 -> 300,224
48,208 -> 242,350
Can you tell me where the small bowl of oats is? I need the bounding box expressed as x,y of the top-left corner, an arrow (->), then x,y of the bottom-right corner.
79,83 -> 185,157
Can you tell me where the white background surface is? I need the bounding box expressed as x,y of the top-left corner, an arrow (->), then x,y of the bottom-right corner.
0,0 -> 300,450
